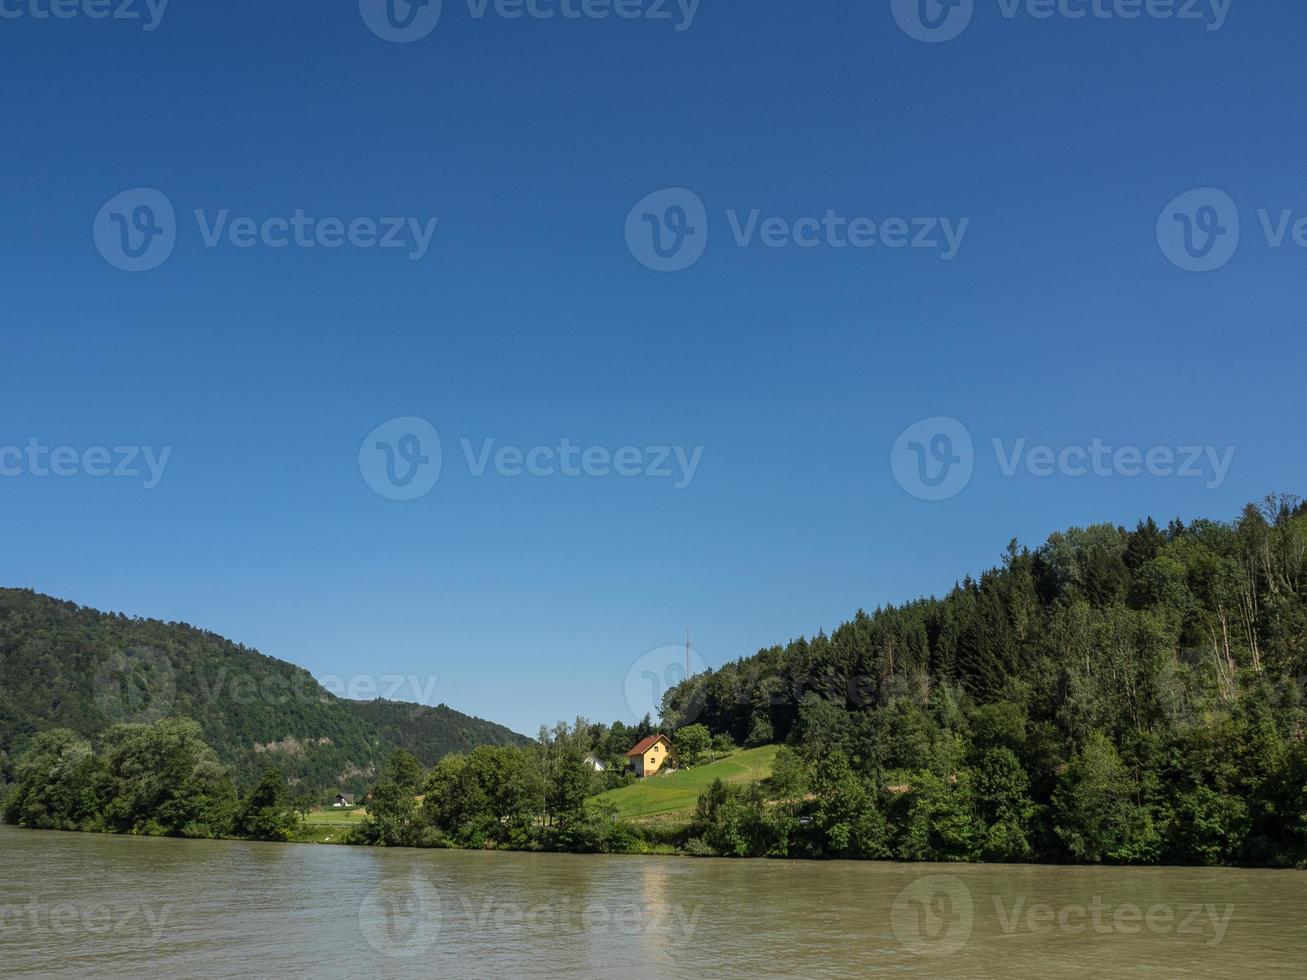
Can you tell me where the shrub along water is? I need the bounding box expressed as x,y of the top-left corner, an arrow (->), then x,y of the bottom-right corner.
2,718 -> 298,842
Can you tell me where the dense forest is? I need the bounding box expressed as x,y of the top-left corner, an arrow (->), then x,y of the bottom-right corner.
6,497 -> 1307,867
0,589 -> 527,795
655,494 -> 1307,865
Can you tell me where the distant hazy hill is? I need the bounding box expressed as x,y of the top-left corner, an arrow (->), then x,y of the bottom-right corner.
0,589 -> 527,793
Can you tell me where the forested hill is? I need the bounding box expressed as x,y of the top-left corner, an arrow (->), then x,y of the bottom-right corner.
664,495 -> 1307,744
659,496 -> 1307,864
0,589 -> 527,793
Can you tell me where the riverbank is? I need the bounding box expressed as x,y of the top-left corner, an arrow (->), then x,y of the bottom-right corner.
8,717 -> 1307,868
11,814 -> 1305,870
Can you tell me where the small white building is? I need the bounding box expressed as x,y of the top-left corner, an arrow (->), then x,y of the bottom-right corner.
583,755 -> 607,773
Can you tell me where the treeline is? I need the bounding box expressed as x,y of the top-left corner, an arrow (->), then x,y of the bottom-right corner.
664,495 -> 1307,866
2,718 -> 301,842
355,720 -> 667,853
0,714 -> 673,854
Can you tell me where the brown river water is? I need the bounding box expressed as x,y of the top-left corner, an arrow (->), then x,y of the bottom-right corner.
1,823 -> 1304,978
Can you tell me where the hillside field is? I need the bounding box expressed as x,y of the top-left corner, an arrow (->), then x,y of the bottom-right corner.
297,806 -> 368,844
590,744 -> 779,825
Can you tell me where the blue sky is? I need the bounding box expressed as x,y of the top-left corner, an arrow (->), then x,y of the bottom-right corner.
3,1 -> 1306,736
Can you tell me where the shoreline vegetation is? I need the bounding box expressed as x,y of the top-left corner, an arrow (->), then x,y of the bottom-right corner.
5,496 -> 1307,867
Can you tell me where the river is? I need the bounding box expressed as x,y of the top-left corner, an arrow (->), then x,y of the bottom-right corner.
1,824 -> 1304,978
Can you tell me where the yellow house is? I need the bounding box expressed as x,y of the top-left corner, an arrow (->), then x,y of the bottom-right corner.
626,734 -> 678,778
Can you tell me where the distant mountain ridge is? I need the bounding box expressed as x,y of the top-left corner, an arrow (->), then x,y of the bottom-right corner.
0,588 -> 528,793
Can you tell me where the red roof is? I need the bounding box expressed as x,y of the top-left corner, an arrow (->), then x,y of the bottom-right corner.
626,734 -> 669,757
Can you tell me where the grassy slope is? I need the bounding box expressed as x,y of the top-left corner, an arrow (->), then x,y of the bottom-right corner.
591,744 -> 779,825
298,806 -> 369,844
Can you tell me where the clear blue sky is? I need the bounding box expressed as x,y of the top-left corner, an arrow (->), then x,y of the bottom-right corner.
3,2 -> 1306,736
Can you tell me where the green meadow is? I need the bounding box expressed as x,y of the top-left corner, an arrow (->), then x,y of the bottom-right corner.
299,806 -> 368,843
590,744 -> 779,825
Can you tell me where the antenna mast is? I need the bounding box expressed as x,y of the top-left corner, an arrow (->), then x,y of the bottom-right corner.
686,627 -> 691,679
